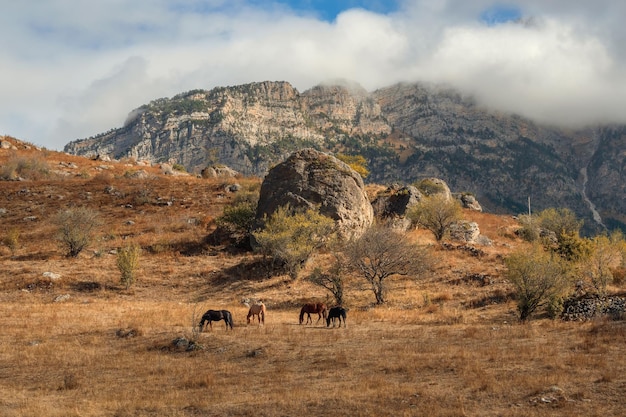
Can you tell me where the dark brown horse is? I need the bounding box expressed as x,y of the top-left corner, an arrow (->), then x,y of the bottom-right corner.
299,303 -> 327,325
198,309 -> 233,331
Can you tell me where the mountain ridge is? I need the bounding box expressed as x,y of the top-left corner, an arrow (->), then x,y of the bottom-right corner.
63,80 -> 626,234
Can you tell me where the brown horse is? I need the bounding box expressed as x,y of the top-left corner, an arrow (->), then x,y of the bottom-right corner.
198,309 -> 233,331
299,303 -> 327,325
247,302 -> 266,324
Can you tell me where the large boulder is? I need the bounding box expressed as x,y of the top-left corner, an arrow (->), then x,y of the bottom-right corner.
255,148 -> 373,240
371,184 -> 423,218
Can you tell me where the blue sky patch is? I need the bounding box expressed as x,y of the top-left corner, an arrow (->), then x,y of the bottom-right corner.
480,4 -> 522,26
271,0 -> 400,21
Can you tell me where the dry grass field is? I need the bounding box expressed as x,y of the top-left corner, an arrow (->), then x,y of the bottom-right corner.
1,136 -> 625,416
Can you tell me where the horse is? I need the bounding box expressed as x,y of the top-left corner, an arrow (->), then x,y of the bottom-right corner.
247,302 -> 266,324
198,309 -> 233,331
326,306 -> 347,328
299,303 -> 327,325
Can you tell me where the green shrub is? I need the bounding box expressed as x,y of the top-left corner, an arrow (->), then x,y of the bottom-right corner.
216,202 -> 257,245
504,244 -> 570,322
252,205 -> 336,279
516,214 -> 540,242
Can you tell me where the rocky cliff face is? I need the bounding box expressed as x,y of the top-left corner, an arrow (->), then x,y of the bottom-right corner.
64,80 -> 625,234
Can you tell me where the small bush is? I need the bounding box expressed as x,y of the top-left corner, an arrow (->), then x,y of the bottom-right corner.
216,202 -> 256,245
407,193 -> 462,242
335,153 -> 369,178
253,205 -> 336,279
504,244 -> 571,322
53,207 -> 101,257
117,243 -> 141,289
0,153 -> 52,180
516,214 -> 540,242
3,227 -> 19,255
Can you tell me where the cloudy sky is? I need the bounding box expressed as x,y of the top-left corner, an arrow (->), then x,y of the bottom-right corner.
3,0 -> 626,150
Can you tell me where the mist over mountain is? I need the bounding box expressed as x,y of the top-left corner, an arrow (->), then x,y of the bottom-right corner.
64,80 -> 626,234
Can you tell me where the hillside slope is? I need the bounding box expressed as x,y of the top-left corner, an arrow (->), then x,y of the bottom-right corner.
2,136 -> 626,416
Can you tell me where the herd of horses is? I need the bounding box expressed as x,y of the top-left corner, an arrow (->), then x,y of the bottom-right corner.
198,302 -> 346,332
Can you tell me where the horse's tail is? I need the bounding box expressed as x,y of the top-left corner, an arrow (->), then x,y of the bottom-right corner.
226,311 -> 234,329
246,308 -> 252,324
299,307 -> 305,324
260,305 -> 265,324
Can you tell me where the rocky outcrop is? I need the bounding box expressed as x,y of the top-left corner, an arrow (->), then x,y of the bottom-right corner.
457,193 -> 482,212
255,148 -> 373,240
371,184 -> 422,218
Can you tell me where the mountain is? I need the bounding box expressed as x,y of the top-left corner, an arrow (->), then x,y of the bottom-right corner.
63,80 -> 626,234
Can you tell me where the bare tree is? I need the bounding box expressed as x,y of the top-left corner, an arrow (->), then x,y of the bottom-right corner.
345,224 -> 431,304
307,256 -> 346,306
407,193 -> 462,242
53,207 -> 101,257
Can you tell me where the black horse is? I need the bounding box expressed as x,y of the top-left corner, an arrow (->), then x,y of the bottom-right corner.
326,306 -> 347,328
198,309 -> 233,331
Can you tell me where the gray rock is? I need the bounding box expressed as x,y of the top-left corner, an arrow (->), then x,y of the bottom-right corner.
255,148 -> 373,240
53,294 -> 70,303
449,221 -> 481,243
372,184 -> 423,220
457,193 -> 482,212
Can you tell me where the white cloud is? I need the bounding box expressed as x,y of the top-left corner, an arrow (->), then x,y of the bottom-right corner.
2,0 -> 626,150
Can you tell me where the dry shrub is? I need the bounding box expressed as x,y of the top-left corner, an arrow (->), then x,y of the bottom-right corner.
0,153 -> 52,180
117,243 -> 141,289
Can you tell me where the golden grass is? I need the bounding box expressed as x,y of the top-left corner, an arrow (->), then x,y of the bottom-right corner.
1,139 -> 625,416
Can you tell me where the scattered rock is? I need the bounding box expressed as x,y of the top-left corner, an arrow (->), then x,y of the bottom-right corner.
125,169 -> 150,179
43,272 -> 61,281
201,165 -> 239,178
170,337 -> 203,351
456,193 -> 482,211
225,183 -> 241,193
116,328 -> 140,338
53,294 -> 70,303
